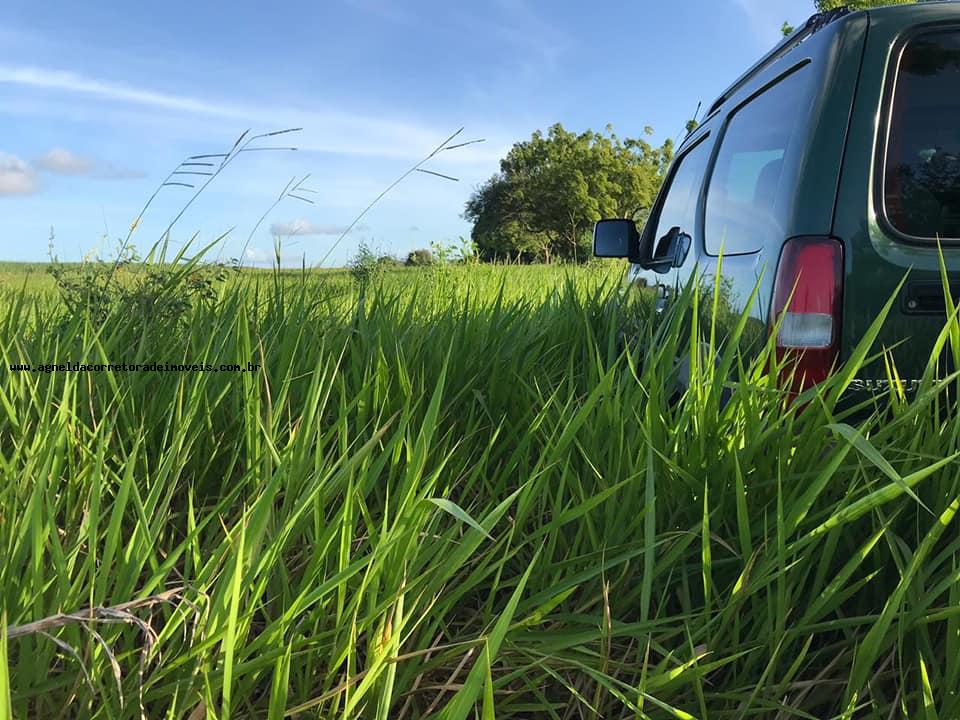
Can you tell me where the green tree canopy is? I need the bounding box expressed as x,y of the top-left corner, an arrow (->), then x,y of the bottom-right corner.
814,0 -> 915,11
786,2 -> 916,53
464,124 -> 673,263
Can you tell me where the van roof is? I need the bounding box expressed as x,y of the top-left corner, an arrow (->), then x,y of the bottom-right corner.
682,1 -> 960,152
704,8 -> 852,119
704,2 -> 960,122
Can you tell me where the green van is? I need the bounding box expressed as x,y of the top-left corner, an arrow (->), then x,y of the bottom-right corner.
594,3 -> 960,390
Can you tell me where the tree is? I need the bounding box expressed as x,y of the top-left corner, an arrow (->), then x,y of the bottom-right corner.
405,249 -> 435,266
464,124 -> 673,263
814,0 -> 915,11
785,2 -> 915,49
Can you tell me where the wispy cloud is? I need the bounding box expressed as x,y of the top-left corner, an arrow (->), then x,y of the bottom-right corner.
731,0 -> 806,47
0,66 -> 239,117
0,65 -> 506,165
34,147 -> 145,180
269,219 -> 370,236
347,0 -> 567,72
344,0 -> 416,25
486,0 -> 567,67
0,153 -> 40,195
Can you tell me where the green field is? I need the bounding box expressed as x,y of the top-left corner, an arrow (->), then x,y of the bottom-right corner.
2,261 -> 960,719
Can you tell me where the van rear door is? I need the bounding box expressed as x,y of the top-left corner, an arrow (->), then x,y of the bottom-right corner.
834,6 -> 960,388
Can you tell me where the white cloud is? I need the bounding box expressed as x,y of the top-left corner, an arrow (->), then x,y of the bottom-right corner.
33,147 -> 145,180
0,153 -> 39,195
36,147 -> 94,175
244,247 -> 274,264
269,219 -> 370,236
0,65 -> 506,165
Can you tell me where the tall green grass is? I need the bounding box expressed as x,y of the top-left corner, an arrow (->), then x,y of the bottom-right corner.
1,262 -> 960,719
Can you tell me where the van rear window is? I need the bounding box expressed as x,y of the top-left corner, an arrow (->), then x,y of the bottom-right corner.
884,31 -> 960,241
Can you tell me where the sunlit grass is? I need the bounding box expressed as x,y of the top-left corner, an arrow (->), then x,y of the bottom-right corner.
1,261 -> 959,718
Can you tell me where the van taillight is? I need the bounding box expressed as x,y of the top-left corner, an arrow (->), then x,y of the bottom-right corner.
771,237 -> 844,389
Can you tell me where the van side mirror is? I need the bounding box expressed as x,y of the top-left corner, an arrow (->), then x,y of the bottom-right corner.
648,226 -> 692,273
593,219 -> 640,259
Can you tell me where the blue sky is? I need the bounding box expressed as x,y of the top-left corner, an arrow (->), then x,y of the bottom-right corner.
0,0 -> 813,266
